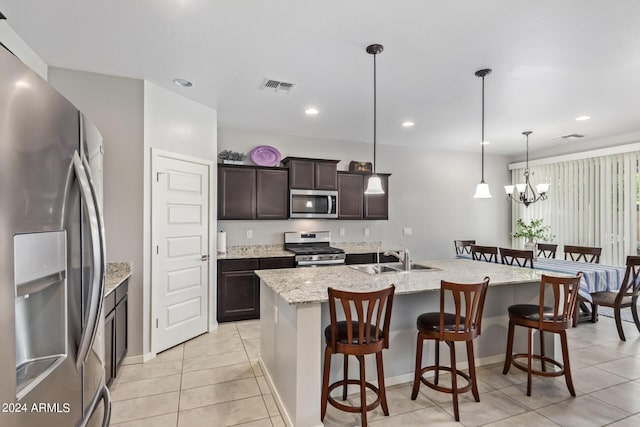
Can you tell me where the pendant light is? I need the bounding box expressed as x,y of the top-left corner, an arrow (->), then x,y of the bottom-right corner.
473,68 -> 492,198
364,44 -> 385,195
504,131 -> 549,207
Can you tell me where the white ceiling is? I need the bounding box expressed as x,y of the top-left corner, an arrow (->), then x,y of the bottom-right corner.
3,0 -> 640,156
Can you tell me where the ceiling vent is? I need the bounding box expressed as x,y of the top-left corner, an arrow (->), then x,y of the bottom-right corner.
260,78 -> 295,94
559,133 -> 585,140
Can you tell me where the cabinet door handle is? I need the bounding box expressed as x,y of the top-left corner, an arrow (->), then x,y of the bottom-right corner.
201,255 -> 210,261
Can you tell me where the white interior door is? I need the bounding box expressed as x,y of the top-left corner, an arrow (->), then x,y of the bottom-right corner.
152,150 -> 211,353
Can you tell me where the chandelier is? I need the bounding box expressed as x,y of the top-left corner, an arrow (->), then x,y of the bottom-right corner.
504,131 -> 550,207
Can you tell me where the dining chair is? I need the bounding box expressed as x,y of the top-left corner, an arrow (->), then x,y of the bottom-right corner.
454,240 -> 476,255
321,285 -> 395,427
564,245 -> 602,264
587,255 -> 640,341
470,245 -> 498,263
411,277 -> 489,422
503,273 -> 582,397
537,243 -> 558,259
564,245 -> 602,325
500,248 -> 534,268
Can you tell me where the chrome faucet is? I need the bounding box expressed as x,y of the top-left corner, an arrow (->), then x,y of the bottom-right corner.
383,249 -> 411,271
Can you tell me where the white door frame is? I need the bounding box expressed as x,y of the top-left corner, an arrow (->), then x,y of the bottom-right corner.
150,148 -> 215,354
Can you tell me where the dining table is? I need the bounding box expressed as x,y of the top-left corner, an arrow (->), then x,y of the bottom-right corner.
456,253 -> 626,302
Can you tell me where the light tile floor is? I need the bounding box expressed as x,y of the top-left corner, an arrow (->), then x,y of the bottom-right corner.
109,316 -> 640,426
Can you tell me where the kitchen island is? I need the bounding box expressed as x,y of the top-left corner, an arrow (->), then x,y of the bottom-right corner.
256,259 -> 564,427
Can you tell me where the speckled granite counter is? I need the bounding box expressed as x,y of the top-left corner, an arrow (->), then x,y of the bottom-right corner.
256,258 -> 558,305
217,241 -> 393,260
217,245 -> 293,260
333,241 -> 384,254
105,262 -> 132,296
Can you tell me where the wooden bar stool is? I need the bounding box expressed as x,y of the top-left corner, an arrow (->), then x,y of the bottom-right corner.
320,285 -> 395,427
502,273 -> 582,396
411,277 -> 489,422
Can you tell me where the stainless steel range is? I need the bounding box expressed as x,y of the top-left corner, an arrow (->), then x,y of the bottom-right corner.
285,231 -> 346,267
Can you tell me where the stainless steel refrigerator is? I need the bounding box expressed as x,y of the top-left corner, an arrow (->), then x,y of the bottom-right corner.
0,45 -> 111,426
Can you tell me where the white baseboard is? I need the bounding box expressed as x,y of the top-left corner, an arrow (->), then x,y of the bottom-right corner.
121,352 -> 156,366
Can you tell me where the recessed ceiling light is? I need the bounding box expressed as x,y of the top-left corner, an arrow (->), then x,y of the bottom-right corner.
305,108 -> 319,115
575,115 -> 591,121
402,121 -> 415,127
15,80 -> 30,88
173,78 -> 193,88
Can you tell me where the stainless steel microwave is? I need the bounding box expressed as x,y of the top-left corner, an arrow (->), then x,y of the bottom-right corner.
290,189 -> 338,219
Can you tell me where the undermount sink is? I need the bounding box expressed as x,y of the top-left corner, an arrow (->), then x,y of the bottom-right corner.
350,262 -> 435,275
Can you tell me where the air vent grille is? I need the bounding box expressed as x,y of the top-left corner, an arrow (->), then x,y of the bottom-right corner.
260,78 -> 295,93
560,134 -> 585,140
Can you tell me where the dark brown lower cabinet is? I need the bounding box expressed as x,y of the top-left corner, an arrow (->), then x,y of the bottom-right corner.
105,279 -> 129,387
345,253 -> 399,265
217,257 -> 295,322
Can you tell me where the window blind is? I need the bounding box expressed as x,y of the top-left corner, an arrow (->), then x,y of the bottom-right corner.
510,152 -> 640,266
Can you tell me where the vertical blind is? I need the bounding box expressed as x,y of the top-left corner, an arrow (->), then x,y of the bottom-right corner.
510,152 -> 640,266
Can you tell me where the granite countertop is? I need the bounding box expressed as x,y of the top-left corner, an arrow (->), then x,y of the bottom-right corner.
255,259 -> 562,305
217,241 -> 391,260
217,245 -> 293,260
105,262 -> 132,296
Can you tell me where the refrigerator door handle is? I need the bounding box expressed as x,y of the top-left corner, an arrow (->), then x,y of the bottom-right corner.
72,151 -> 105,369
78,385 -> 111,427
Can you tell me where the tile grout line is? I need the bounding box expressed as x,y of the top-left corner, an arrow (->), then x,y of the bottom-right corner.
176,344 -> 185,427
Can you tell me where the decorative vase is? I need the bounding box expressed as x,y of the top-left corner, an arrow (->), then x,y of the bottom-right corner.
524,238 -> 537,259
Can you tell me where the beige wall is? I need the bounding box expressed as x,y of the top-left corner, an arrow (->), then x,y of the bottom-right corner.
217,128 -> 512,260
48,67 -> 146,356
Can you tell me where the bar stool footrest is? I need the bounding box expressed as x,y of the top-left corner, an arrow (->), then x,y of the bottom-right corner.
418,365 -> 473,395
511,353 -> 565,377
327,379 -> 382,413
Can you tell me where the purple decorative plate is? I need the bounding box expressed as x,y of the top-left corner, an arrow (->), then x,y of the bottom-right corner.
250,145 -> 281,167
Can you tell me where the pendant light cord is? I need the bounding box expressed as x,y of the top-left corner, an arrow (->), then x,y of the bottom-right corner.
373,52 -> 377,174
481,74 -> 485,182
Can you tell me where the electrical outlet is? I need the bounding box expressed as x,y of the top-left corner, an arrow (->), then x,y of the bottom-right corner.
364,228 -> 370,236
246,229 -> 253,239
403,227 -> 413,236
339,228 -> 345,236
274,306 -> 279,325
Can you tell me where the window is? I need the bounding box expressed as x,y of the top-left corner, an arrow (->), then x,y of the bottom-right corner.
510,151 -> 640,265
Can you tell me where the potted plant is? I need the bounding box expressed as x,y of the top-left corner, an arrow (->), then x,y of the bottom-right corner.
218,150 -> 246,165
512,218 -> 555,252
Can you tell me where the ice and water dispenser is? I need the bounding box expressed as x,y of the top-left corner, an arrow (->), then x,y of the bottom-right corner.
14,231 -> 67,400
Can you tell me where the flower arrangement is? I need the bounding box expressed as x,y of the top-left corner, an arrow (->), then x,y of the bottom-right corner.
512,218 -> 555,242
218,150 -> 246,164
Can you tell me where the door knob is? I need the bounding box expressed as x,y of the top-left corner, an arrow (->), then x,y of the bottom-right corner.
201,255 -> 210,261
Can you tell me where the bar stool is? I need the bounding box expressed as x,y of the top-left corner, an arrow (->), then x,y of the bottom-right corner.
411,277 -> 489,422
320,285 -> 395,427
502,273 -> 582,396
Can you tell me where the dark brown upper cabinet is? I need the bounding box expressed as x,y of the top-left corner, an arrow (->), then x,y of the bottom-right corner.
218,165 -> 288,220
337,172 -> 390,220
256,168 -> 289,219
337,173 -> 364,219
282,157 -> 339,190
